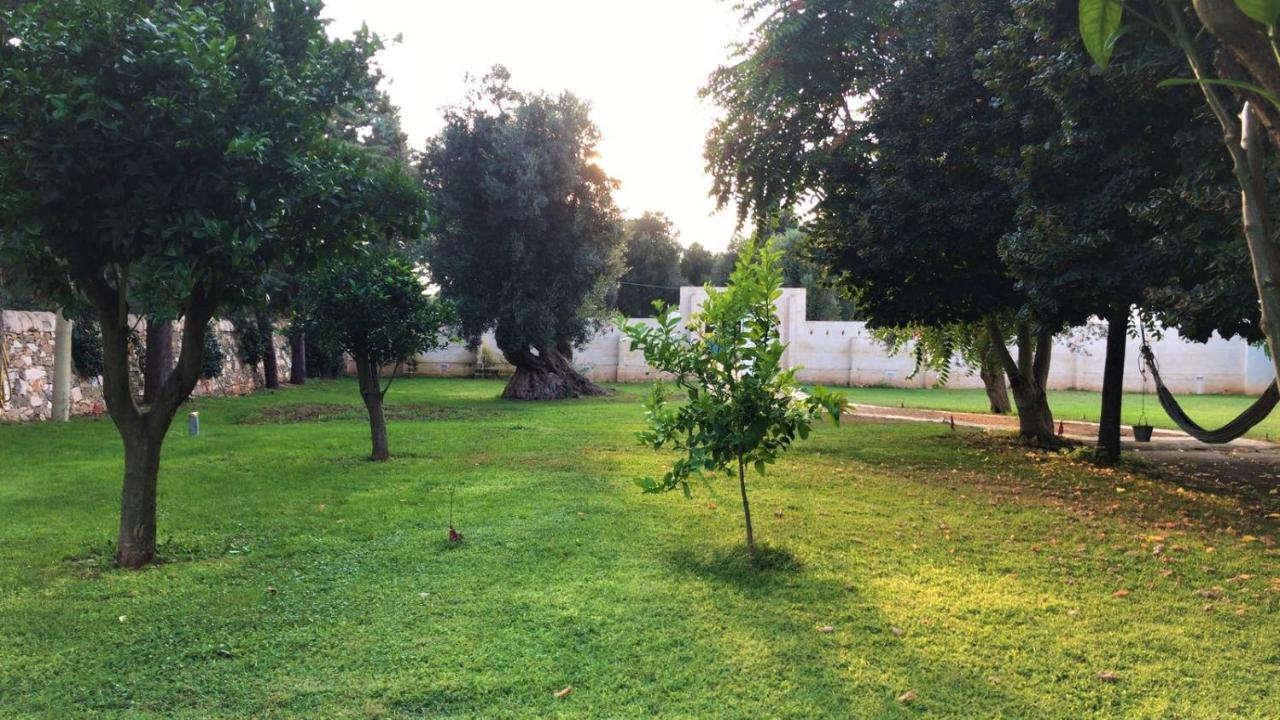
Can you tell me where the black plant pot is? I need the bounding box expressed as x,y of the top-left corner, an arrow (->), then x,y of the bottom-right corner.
1133,424 -> 1154,443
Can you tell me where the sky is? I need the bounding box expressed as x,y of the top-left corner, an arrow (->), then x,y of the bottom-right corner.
321,0 -> 746,252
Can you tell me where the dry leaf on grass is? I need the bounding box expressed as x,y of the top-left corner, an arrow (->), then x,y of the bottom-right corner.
554,686 -> 573,699
898,690 -> 918,704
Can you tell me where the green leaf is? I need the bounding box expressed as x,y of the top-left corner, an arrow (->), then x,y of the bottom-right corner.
1156,77 -> 1280,112
1235,0 -> 1280,25
754,459 -> 767,476
1079,0 -> 1123,68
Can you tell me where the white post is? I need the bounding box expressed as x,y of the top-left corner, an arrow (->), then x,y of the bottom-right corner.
52,309 -> 72,421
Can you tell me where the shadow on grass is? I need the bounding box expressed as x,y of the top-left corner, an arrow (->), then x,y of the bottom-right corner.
667,541 -> 802,589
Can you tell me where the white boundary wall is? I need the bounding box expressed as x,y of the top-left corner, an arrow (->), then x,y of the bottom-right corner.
409,287 -> 1274,396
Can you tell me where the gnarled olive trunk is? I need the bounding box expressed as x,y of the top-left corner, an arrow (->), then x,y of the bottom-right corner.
1097,303 -> 1129,464
355,356 -> 389,461
499,340 -> 610,400
979,347 -> 1011,415
289,331 -> 306,385
256,311 -> 279,389
986,318 -> 1056,443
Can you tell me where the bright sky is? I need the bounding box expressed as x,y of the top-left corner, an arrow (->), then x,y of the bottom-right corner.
321,0 -> 745,252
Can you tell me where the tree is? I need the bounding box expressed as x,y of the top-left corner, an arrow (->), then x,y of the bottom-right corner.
623,243 -> 845,557
772,228 -> 858,321
424,67 -> 625,400
1079,0 -> 1280,389
299,251 -> 453,460
617,212 -> 683,317
0,0 -> 385,567
680,242 -> 717,286
977,0 -> 1250,460
705,0 -> 1064,441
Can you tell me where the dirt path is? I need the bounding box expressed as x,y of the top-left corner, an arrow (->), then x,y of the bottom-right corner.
848,403 -> 1280,491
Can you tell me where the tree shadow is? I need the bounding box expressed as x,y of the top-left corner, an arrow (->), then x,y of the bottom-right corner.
666,541 -> 803,592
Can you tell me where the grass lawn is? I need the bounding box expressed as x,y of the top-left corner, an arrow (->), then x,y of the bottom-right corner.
838,386 -> 1280,441
1,378 -> 1277,718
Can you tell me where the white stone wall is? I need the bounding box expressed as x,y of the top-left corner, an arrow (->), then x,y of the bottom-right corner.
406,288 -> 1274,396
2,310 -> 291,422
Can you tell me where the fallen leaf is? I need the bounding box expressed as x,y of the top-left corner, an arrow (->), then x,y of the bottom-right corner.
554,686 -> 573,699
890,626 -> 904,637
1096,671 -> 1119,683
817,625 -> 835,634
898,690 -> 918,704
1111,589 -> 1130,598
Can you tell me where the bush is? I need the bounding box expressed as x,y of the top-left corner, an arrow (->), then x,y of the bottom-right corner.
71,314 -> 104,378
200,323 -> 225,380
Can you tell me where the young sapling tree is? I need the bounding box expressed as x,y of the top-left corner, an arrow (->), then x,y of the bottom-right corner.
623,243 -> 846,557
299,251 -> 454,461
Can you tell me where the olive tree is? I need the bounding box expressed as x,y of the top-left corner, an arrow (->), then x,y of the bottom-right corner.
623,243 -> 845,557
424,67 -> 625,400
0,0 -> 385,567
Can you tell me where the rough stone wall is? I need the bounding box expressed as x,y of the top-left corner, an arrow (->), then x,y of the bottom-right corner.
1,310 -> 291,422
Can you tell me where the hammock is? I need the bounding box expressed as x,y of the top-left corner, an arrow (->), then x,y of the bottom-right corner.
1140,345 -> 1278,444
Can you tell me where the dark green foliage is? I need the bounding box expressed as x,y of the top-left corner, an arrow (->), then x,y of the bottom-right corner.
200,323 -> 224,381
772,229 -> 857,321
423,67 -> 625,371
987,0 -> 1254,335
304,329 -> 346,379
70,314 -> 103,379
617,212 -> 682,317
703,0 -> 892,225
230,314 -> 266,371
623,243 -> 846,552
680,242 -> 717,286
298,252 -> 454,372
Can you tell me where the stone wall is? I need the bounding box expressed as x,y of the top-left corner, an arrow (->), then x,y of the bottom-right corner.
1,310 -> 291,422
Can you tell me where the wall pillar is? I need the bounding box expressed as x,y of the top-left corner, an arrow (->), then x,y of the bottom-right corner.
51,310 -> 72,422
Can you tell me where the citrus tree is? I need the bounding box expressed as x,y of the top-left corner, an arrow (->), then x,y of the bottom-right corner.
622,243 -> 846,556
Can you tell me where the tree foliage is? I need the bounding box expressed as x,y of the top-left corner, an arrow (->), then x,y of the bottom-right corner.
0,0 -> 386,567
623,243 -> 845,555
423,67 -> 625,399
298,250 -> 454,460
617,212 -> 682,317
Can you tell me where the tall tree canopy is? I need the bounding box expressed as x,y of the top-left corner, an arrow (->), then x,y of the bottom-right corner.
423,67 -> 625,400
617,212 -> 682,317
0,0 -> 386,567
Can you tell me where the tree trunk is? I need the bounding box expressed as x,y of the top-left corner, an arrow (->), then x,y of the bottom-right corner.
498,340 -> 611,400
355,356 -> 389,461
143,319 -> 174,405
1097,304 -> 1129,463
84,275 -> 216,570
979,348 -> 1011,415
257,312 -> 279,389
1164,4 -> 1280,390
117,428 -> 164,568
289,331 -> 306,385
737,453 -> 756,557
986,318 -> 1056,443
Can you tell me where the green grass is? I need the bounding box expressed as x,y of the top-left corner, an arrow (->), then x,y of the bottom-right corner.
1,378 -> 1277,718
838,386 -> 1280,440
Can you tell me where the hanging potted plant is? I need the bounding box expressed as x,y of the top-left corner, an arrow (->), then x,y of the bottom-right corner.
1134,361 -> 1154,442
1133,412 -> 1154,442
